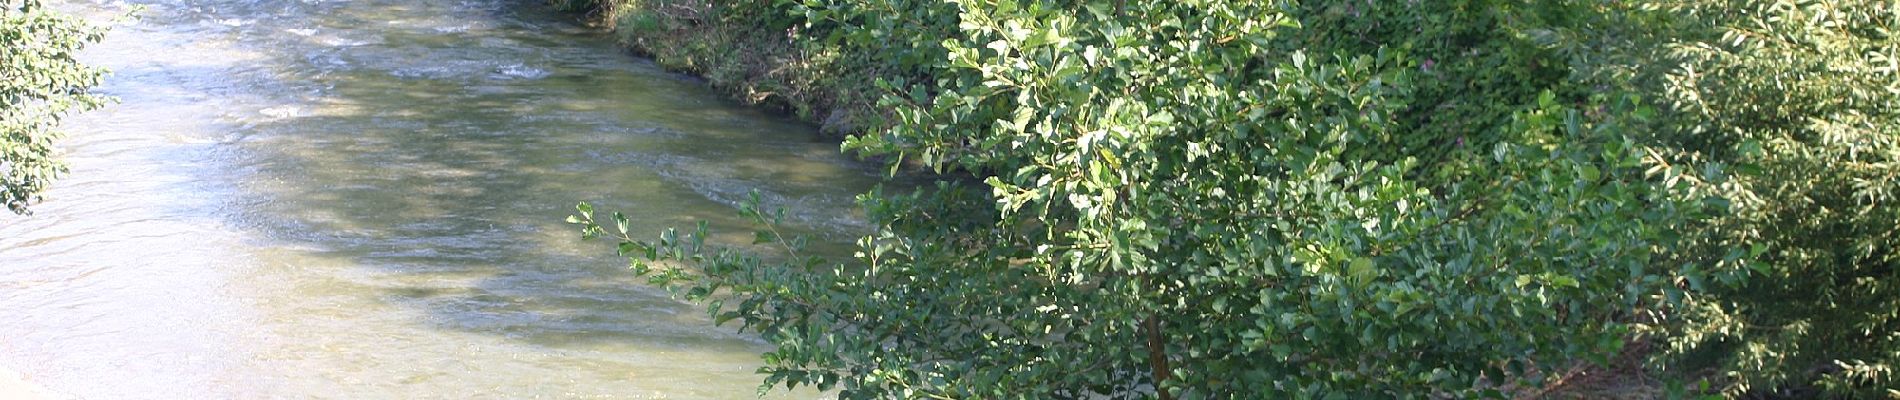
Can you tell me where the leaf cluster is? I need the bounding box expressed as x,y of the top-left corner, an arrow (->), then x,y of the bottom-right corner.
1,0 -> 114,214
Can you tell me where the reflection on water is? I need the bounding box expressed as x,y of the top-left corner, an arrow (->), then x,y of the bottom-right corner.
1,0 -> 878,398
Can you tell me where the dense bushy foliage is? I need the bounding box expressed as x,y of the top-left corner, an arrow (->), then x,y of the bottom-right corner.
841,1 -> 1690,397
574,0 -> 1899,397
1,0 -> 111,214
1629,1 -> 1900,397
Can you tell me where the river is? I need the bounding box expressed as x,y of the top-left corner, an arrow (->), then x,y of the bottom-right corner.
1,0 -> 881,398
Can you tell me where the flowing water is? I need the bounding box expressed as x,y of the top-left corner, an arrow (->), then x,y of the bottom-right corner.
2,0 -> 883,398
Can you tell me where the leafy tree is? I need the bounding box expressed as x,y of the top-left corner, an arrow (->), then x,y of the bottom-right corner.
1,0 -> 112,214
1620,1 -> 1900,397
578,0 -> 1710,397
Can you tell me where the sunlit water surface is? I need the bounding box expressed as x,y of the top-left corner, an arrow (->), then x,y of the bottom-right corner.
2,0 -> 880,398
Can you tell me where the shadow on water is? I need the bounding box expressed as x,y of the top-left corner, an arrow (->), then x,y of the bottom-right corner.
225,0 -> 880,338
86,0 -> 885,396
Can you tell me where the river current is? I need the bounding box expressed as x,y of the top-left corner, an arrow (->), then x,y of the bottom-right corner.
2,0 -> 877,398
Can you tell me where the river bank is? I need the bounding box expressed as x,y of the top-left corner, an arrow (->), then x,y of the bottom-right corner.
578,0 -> 896,137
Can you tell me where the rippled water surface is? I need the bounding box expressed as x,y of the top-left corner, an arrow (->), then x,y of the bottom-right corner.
2,0 -> 879,398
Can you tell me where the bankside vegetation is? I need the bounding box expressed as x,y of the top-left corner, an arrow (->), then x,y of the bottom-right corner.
570,0 -> 1898,398
1,0 -> 113,214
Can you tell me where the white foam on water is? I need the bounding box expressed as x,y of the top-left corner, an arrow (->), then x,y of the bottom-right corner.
494,64 -> 551,80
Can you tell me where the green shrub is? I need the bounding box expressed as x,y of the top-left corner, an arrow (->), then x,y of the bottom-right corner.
578,0 -> 1716,397
1626,1 -> 1900,397
578,0 -> 1900,397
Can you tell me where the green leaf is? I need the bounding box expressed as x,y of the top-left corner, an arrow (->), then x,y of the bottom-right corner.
1348,258 -> 1375,282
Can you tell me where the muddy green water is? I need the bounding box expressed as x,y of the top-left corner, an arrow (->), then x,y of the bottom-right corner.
1,0 -> 881,398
